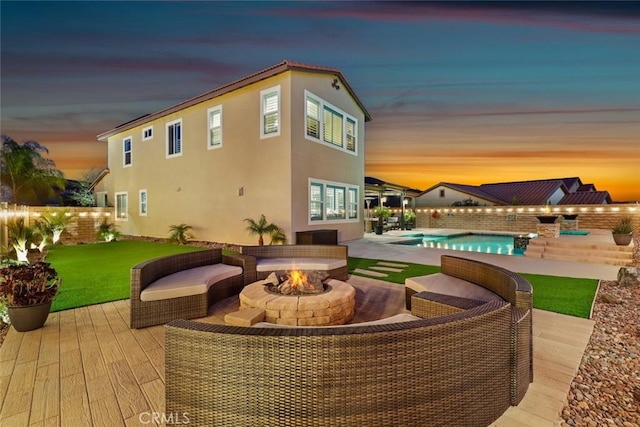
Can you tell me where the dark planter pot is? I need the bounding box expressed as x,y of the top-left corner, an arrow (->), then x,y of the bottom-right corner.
374,225 -> 384,235
405,224 -> 413,231
7,301 -> 53,332
536,215 -> 559,224
613,233 -> 632,246
562,214 -> 578,220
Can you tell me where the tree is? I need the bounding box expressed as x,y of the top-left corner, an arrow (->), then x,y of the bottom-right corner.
244,214 -> 284,246
64,168 -> 103,207
0,135 -> 64,205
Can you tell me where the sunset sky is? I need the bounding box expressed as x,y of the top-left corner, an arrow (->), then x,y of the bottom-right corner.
2,1 -> 639,201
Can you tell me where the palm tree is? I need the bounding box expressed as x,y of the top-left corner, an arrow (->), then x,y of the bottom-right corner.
244,214 -> 282,246
168,224 -> 194,245
0,135 -> 64,204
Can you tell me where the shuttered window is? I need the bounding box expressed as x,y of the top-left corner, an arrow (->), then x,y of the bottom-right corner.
208,106 -> 222,149
323,107 -> 343,147
261,86 -> 280,138
304,91 -> 357,155
346,118 -> 356,152
306,97 -> 320,139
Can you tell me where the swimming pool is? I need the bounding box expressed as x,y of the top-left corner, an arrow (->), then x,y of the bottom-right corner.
392,233 -> 524,256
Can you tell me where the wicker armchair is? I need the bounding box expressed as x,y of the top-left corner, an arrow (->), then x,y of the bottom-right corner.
130,249 -> 254,328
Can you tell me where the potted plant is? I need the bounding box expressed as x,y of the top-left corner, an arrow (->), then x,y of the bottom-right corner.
611,216 -> 634,246
0,261 -> 59,332
403,211 -> 416,230
374,206 -> 391,235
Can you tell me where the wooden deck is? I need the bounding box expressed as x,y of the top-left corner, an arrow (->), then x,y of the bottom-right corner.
0,276 -> 593,426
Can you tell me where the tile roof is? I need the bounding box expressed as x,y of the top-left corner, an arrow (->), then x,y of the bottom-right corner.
558,191 -> 612,205
97,60 -> 371,141
479,179 -> 567,205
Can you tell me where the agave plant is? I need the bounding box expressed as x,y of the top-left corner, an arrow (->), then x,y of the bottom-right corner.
6,217 -> 34,263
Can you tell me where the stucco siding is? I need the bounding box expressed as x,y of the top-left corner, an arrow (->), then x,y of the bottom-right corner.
101,67 -> 367,245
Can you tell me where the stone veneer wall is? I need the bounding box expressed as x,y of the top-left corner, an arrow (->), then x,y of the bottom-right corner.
3,206 -> 116,245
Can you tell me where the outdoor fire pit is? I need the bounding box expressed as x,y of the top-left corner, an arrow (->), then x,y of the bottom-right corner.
239,270 -> 355,326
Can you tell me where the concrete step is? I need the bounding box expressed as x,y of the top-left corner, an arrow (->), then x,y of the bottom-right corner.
539,252 -> 633,266
524,237 -> 634,266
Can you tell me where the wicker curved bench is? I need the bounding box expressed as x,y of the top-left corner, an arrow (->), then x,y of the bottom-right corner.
166,297 -> 515,427
406,255 -> 534,404
130,249 -> 254,328
239,244 -> 348,283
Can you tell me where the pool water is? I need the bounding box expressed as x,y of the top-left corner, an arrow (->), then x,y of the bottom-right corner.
394,233 -> 523,256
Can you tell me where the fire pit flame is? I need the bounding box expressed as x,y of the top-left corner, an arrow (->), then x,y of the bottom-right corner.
265,270 -> 328,295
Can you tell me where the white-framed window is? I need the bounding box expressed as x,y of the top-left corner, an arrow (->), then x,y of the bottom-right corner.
142,126 -> 153,141
115,192 -> 128,220
323,106 -> 343,148
304,91 -> 358,155
166,119 -> 182,158
139,189 -> 147,216
348,188 -> 358,219
306,96 -> 320,139
207,105 -> 222,149
308,179 -> 359,223
123,136 -> 132,167
260,86 -> 280,138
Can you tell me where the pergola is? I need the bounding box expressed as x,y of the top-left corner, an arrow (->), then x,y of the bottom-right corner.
364,176 -> 422,228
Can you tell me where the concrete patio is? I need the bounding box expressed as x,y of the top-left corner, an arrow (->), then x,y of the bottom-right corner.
0,235 -> 616,426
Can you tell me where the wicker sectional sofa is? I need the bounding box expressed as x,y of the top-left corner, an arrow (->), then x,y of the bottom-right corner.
239,244 -> 349,282
165,254 -> 534,426
130,249 -> 254,328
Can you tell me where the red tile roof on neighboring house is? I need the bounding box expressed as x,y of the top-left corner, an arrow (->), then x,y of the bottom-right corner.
558,191 -> 612,205
97,60 -> 371,141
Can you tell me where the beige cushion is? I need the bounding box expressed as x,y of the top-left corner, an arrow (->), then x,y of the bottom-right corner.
252,313 -> 421,329
405,273 -> 502,302
140,264 -> 242,302
256,257 -> 346,272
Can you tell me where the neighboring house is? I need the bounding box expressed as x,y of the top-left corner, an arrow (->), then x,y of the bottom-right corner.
96,60 -> 371,244
416,177 -> 611,207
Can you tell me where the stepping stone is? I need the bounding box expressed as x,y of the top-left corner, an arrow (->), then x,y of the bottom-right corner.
353,268 -> 388,278
370,266 -> 404,273
376,261 -> 409,268
224,308 -> 265,327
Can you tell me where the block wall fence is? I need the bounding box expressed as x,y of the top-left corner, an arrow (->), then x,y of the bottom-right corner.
386,203 -> 640,237
1,205 -> 115,247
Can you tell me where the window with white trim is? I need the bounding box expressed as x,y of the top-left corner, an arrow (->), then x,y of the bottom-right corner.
139,190 -> 147,216
306,97 -> 320,139
166,119 -> 182,157
310,182 -> 324,222
309,179 -> 359,223
260,86 -> 280,138
123,137 -> 132,167
348,188 -> 358,219
142,126 -> 153,141
305,91 -> 358,154
115,192 -> 128,220
207,106 -> 222,149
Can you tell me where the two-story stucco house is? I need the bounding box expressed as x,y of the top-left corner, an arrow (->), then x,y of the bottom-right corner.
96,61 -> 371,244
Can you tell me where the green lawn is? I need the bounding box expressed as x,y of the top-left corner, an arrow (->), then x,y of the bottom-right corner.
46,241 -> 205,311
45,242 -> 598,318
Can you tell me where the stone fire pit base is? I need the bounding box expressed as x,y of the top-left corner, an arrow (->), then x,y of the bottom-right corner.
239,279 -> 355,326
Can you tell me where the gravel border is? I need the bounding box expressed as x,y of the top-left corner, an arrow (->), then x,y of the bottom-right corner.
561,280 -> 640,426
